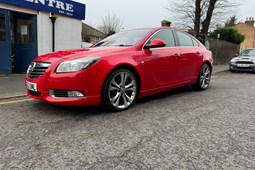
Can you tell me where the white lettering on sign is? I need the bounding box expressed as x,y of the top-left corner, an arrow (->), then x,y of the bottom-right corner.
24,0 -> 74,12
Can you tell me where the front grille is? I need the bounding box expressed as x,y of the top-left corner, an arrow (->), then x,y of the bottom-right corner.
50,90 -> 68,97
235,61 -> 254,64
232,65 -> 255,71
28,90 -> 41,97
28,62 -> 51,78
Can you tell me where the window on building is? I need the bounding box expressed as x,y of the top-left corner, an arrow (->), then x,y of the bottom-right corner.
0,14 -> 6,42
16,19 -> 33,44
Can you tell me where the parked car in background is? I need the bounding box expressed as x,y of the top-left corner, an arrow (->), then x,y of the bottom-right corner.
26,27 -> 213,111
229,48 -> 255,72
82,42 -> 92,48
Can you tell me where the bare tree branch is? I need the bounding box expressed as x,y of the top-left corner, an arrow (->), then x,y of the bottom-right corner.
165,0 -> 243,34
98,12 -> 123,36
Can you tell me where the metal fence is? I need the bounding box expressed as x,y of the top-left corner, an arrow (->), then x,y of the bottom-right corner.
208,38 -> 240,64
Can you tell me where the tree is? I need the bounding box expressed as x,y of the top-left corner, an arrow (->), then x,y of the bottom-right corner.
210,27 -> 245,44
200,0 -> 217,34
194,0 -> 202,37
166,0 -> 242,35
225,15 -> 238,27
98,12 -> 123,37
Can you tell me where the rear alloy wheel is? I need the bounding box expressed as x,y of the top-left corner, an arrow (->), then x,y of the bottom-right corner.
103,69 -> 138,111
193,64 -> 211,90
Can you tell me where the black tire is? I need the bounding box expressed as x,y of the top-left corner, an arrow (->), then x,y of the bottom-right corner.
102,69 -> 138,111
229,65 -> 234,72
193,64 -> 211,91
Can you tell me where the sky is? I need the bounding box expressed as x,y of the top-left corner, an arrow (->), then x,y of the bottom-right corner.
75,0 -> 255,30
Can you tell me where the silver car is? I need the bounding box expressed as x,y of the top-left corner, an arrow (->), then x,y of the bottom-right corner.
229,48 -> 255,72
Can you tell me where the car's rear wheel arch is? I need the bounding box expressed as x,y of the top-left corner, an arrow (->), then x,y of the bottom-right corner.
193,62 -> 211,90
203,61 -> 212,74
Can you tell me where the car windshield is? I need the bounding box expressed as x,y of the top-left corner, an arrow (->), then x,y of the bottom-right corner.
240,49 -> 255,57
94,29 -> 151,47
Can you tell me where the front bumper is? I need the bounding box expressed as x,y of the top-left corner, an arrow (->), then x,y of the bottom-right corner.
27,89 -> 101,106
229,63 -> 255,72
26,68 -> 105,107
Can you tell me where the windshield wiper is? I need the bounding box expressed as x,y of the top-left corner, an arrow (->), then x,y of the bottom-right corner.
117,44 -> 132,47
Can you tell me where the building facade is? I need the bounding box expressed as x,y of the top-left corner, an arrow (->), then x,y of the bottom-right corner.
0,0 -> 86,74
82,23 -> 105,44
235,17 -> 255,51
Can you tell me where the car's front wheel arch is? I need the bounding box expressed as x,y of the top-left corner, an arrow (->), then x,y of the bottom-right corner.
101,65 -> 141,111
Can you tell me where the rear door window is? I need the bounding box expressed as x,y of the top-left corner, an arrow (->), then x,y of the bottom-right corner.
176,31 -> 194,47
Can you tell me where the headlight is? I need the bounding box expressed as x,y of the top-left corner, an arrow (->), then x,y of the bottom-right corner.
230,58 -> 238,64
56,57 -> 101,73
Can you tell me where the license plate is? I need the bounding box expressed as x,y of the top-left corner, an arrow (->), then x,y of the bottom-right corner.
237,64 -> 249,67
26,81 -> 37,92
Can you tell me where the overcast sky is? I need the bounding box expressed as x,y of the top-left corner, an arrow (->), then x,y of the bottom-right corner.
75,0 -> 255,30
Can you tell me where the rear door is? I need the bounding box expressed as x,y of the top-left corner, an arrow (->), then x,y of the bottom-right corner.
175,31 -> 202,82
0,9 -> 11,74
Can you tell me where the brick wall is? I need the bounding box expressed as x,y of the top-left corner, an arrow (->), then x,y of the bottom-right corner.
235,23 -> 255,50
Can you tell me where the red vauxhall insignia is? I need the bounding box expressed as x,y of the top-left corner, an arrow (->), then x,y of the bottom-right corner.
26,27 -> 213,111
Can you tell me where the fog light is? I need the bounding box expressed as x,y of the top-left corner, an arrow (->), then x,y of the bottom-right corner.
49,90 -> 85,98
67,91 -> 84,97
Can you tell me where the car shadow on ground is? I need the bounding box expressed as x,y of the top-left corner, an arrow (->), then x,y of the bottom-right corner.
30,85 -> 196,117
136,85 -> 193,105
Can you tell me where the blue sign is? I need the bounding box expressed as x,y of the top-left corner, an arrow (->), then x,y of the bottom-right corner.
0,0 -> 86,20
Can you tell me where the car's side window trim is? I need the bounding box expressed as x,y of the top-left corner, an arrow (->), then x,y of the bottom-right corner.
191,37 -> 200,47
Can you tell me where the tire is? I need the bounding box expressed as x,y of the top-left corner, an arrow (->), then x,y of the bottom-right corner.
102,69 -> 138,111
229,65 -> 234,72
193,64 -> 211,91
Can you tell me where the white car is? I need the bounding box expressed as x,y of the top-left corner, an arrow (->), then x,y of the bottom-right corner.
81,42 -> 92,48
229,48 -> 255,72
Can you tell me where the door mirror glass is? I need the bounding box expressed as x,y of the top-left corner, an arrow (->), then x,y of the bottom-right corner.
144,38 -> 166,49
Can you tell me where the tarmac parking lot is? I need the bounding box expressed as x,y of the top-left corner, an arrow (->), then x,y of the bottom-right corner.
0,71 -> 255,169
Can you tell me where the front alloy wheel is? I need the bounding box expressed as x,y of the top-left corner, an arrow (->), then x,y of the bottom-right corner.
193,64 -> 211,90
103,69 -> 138,111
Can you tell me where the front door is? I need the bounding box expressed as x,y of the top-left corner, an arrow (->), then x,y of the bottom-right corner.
0,9 -> 11,74
13,14 -> 37,73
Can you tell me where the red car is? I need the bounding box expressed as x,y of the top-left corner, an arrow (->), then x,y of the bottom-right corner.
26,27 -> 213,111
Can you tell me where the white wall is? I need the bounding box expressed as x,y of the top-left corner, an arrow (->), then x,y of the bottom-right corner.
37,12 -> 82,55
37,12 -> 52,55
55,15 -> 82,51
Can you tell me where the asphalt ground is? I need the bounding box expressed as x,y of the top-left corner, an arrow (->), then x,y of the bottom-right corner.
0,71 -> 254,169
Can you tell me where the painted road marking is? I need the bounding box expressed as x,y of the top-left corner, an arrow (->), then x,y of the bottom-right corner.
0,99 -> 33,105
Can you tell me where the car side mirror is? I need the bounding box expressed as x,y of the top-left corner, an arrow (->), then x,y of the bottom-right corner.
235,54 -> 239,57
144,38 -> 166,49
